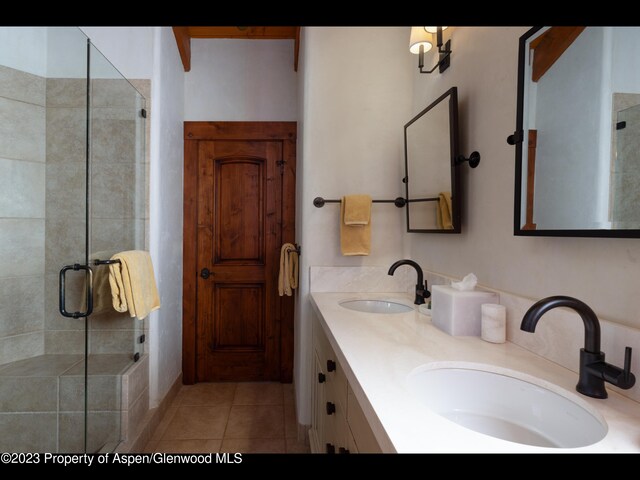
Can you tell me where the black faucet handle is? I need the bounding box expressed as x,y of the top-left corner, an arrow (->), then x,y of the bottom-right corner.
423,282 -> 431,299
624,346 -> 633,384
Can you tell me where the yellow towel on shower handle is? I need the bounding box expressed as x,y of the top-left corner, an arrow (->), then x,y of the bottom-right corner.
340,195 -> 372,256
108,250 -> 161,320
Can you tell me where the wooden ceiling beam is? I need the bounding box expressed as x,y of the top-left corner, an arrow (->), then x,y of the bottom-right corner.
173,26 -> 191,72
187,26 -> 298,39
530,27 -> 585,82
172,26 -> 301,72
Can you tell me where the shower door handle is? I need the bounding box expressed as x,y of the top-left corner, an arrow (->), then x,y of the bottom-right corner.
59,264 -> 93,318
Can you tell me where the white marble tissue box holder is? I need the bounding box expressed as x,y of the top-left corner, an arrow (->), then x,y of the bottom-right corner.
431,285 -> 499,336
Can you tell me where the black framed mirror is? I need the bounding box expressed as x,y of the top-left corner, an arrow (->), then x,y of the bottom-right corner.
404,87 -> 461,233
511,27 -> 640,238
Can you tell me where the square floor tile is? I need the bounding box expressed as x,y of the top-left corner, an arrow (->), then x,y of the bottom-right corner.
285,438 -> 311,453
283,383 -> 295,406
162,405 -> 230,440
177,383 -> 236,406
220,438 -> 285,454
148,405 -> 179,443
224,405 -> 284,439
233,382 -> 283,405
155,439 -> 221,453
284,404 -> 297,439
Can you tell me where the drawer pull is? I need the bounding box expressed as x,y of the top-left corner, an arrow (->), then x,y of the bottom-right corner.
326,443 -> 335,454
326,401 -> 336,415
327,359 -> 337,372
318,372 -> 326,384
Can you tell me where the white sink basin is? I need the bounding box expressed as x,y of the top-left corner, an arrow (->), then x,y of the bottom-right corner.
339,299 -> 413,314
408,365 -> 607,448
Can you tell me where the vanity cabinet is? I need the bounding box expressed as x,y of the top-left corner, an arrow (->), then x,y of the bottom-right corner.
310,314 -> 382,453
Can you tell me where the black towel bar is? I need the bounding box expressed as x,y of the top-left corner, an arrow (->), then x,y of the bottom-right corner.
312,196 -> 440,208
93,259 -> 121,266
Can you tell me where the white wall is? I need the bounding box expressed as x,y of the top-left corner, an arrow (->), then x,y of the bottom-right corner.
408,26 -> 640,332
295,27 -> 414,424
184,39 -> 297,121
148,27 -> 184,407
80,27 -> 154,80
0,27 -> 47,76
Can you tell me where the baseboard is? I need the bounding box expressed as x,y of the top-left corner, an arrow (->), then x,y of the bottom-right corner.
116,372 -> 183,453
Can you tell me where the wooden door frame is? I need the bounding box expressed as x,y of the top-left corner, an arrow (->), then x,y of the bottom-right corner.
182,121 -> 297,384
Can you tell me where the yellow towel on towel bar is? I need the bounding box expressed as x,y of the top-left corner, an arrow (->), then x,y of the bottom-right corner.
343,194 -> 372,225
278,243 -> 299,297
108,250 -> 161,319
341,195 -> 372,256
436,192 -> 453,230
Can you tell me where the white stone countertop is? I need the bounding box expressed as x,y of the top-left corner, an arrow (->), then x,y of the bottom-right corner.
310,292 -> 640,453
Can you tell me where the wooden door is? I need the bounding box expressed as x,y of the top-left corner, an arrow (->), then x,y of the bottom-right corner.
183,122 -> 296,383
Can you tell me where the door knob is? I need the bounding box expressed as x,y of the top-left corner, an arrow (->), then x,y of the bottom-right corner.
200,268 -> 212,279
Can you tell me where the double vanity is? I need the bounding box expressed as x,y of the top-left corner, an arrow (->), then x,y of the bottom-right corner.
309,290 -> 640,452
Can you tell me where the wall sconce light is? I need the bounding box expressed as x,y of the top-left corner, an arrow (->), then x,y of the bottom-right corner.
409,26 -> 452,74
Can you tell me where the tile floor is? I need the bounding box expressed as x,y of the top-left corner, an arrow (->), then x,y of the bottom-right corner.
144,382 -> 310,454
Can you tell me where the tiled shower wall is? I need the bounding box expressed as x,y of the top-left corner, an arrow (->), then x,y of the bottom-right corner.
0,65 -> 46,365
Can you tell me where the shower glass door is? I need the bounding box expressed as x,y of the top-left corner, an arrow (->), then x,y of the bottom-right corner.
86,43 -> 146,453
0,27 -> 146,453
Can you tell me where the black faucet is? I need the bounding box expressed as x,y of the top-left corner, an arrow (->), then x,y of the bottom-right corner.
388,259 -> 430,305
521,295 -> 635,399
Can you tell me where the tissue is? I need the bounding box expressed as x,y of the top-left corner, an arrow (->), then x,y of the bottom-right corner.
451,273 -> 478,291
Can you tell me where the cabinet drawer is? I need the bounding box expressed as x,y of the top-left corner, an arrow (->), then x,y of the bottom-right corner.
347,387 -> 382,453
313,316 -> 347,411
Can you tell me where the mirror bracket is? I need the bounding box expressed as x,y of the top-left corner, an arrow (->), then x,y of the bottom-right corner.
455,151 -> 481,168
507,130 -> 523,145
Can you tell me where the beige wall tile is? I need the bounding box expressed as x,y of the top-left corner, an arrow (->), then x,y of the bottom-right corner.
46,79 -> 86,108
0,65 -> 45,106
59,411 -> 120,453
90,311 -> 137,330
126,386 -> 149,441
0,377 -> 57,412
0,158 -> 45,218
44,329 -> 84,354
0,331 -> 44,367
45,163 -> 86,219
0,413 -> 56,452
91,79 -> 139,108
0,97 -> 45,162
91,116 -> 136,164
89,329 -> 135,354
121,354 -> 148,409
46,107 -> 86,164
45,217 -> 84,274
59,374 -> 120,411
0,276 -> 44,337
0,354 -> 80,376
0,219 -> 44,278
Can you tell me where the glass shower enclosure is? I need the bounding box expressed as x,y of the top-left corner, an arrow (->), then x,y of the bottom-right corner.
0,27 -> 147,452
